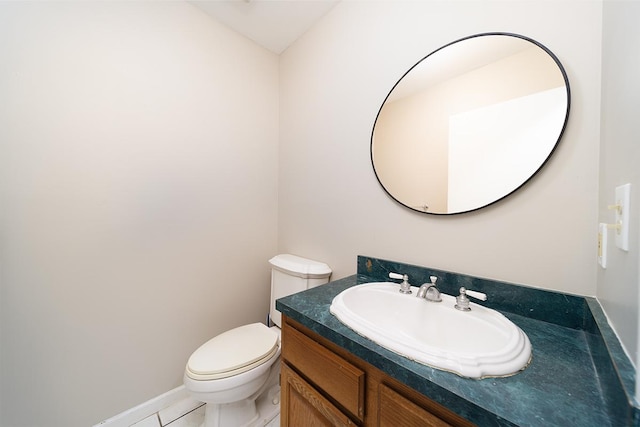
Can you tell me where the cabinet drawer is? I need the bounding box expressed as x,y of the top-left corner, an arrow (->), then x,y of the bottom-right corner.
283,323 -> 365,421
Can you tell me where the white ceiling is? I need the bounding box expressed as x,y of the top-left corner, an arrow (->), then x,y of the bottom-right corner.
189,0 -> 340,54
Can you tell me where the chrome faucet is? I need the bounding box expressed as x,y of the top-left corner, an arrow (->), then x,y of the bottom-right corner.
416,276 -> 442,302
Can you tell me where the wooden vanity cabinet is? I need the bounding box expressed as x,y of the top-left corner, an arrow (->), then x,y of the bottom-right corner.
281,316 -> 475,427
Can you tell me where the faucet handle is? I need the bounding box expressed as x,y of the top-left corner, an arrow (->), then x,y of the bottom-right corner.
454,287 -> 487,311
389,272 -> 412,294
464,289 -> 487,301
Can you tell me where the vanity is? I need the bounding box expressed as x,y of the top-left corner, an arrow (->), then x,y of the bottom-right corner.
276,256 -> 638,426
281,315 -> 472,426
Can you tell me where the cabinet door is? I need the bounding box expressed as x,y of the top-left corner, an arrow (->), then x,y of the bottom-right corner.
281,362 -> 358,426
378,383 -> 452,427
282,320 -> 365,421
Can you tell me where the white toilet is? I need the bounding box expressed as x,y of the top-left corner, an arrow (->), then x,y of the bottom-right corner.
183,254 -> 332,427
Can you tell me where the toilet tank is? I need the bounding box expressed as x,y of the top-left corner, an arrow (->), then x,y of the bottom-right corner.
268,254 -> 332,328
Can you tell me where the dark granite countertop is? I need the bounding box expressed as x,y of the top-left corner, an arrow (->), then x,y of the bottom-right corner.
276,256 -> 638,427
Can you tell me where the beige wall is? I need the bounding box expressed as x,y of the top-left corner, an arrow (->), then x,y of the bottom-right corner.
599,0 -> 640,373
0,2 -> 279,426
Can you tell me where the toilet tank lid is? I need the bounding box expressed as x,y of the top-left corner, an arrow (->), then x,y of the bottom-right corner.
269,254 -> 331,279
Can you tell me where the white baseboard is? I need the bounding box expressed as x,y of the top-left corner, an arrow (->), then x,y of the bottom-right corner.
93,385 -> 202,427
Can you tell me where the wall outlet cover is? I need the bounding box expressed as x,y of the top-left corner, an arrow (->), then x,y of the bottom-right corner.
598,223 -> 607,269
615,183 -> 631,251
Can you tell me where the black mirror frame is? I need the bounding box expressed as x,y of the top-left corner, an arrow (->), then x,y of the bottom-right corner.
370,32 -> 571,215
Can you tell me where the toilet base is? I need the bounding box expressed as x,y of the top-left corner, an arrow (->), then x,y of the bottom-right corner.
197,360 -> 281,427
204,399 -> 257,427
199,383 -> 280,427
252,383 -> 280,426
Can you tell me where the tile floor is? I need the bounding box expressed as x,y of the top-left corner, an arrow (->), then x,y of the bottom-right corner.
129,398 -> 204,427
130,402 -> 280,427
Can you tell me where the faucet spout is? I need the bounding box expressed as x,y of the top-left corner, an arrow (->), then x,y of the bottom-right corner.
416,276 -> 442,302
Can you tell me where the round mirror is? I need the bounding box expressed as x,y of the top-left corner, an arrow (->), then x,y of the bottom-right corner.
371,33 -> 570,215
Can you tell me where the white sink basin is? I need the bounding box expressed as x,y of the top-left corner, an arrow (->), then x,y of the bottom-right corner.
330,282 -> 531,379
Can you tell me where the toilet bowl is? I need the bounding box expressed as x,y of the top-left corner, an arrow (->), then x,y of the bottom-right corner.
184,323 -> 281,427
183,254 -> 331,427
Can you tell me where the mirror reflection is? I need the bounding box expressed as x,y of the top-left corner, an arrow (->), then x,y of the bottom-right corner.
371,33 -> 570,215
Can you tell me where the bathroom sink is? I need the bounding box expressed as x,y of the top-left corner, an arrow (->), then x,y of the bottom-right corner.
329,282 -> 531,378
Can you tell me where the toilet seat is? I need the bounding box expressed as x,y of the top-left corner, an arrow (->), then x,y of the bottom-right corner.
186,323 -> 279,381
